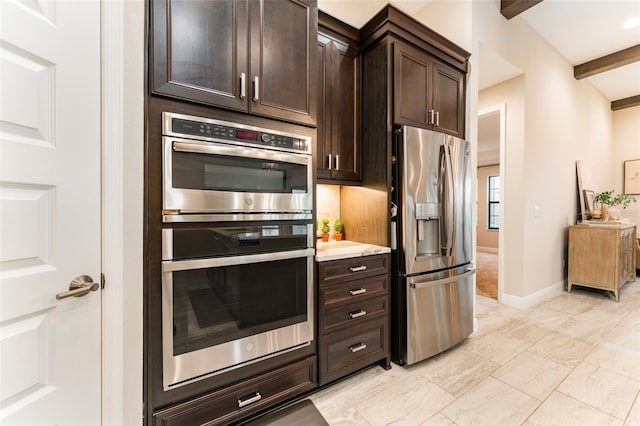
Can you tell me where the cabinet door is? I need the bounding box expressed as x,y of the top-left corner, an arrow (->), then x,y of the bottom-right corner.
316,34 -> 332,180
151,0 -> 249,111
393,42 -> 432,128
249,0 -> 317,126
433,61 -> 465,138
331,40 -> 361,182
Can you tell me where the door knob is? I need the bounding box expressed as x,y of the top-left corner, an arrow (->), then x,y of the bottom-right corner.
56,275 -> 99,300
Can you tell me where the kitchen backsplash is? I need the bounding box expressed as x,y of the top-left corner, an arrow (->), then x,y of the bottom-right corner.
316,184 -> 341,238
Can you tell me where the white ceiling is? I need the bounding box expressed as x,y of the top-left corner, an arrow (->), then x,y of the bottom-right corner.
520,0 -> 640,102
318,0 -> 640,103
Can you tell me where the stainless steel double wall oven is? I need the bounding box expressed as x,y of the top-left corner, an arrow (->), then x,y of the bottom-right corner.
161,112 -> 314,389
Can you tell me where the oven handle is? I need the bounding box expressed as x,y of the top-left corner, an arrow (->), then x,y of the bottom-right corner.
162,248 -> 315,272
172,140 -> 310,166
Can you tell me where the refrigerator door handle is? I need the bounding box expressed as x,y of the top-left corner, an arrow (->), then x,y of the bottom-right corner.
409,267 -> 475,289
439,144 -> 455,253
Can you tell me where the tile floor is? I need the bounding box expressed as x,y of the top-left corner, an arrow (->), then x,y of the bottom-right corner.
310,278 -> 640,425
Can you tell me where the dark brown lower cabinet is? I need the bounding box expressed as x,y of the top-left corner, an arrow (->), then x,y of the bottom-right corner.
153,357 -> 317,426
317,254 -> 391,385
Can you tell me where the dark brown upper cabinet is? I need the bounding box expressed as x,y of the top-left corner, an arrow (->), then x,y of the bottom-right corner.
316,13 -> 361,183
393,41 -> 465,138
151,0 -> 318,127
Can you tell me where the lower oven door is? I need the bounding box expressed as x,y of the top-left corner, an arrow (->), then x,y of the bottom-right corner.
162,248 -> 314,389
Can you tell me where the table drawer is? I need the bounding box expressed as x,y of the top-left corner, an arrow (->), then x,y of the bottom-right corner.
319,274 -> 388,309
318,254 -> 388,286
153,357 -> 317,426
319,295 -> 388,335
319,317 -> 388,385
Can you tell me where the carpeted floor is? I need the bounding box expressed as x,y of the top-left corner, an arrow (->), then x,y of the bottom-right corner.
476,250 -> 498,299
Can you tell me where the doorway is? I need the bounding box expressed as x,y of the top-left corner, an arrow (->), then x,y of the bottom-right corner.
476,104 -> 505,300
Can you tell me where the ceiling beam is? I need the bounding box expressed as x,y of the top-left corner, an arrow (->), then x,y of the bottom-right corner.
500,0 -> 544,20
611,95 -> 640,111
574,44 -> 640,79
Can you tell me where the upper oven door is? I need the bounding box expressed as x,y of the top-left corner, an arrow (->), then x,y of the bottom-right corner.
163,136 -> 313,216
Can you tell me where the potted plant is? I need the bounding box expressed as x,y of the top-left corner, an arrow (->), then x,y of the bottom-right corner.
333,219 -> 344,241
595,190 -> 637,220
320,218 -> 330,242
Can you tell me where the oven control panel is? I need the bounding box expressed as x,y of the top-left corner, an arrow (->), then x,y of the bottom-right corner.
166,114 -> 310,154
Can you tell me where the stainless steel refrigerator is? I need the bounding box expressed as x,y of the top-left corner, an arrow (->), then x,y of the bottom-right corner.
391,125 -> 474,366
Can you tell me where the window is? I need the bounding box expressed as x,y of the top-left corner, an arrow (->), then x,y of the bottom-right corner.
488,175 -> 500,230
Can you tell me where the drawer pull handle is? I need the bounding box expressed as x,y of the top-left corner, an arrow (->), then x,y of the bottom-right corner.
238,392 -> 262,408
349,288 -> 367,296
349,343 -> 367,353
350,310 -> 367,319
350,265 -> 367,272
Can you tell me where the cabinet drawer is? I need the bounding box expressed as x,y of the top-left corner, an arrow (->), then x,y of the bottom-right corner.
319,274 -> 388,309
153,357 -> 317,426
320,296 -> 388,335
319,317 -> 388,385
318,254 -> 388,286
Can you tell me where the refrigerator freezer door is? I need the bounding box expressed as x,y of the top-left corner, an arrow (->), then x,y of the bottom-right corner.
399,126 -> 472,275
406,265 -> 474,365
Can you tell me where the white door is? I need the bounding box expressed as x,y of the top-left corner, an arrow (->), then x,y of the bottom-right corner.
0,0 -> 101,424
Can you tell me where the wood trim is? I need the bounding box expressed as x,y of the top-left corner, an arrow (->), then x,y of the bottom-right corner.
500,0 -> 544,20
319,10 -> 359,43
611,94 -> 640,111
359,4 -> 470,66
574,44 -> 640,79
102,1 -> 145,425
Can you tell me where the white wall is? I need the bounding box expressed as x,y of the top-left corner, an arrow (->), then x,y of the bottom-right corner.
613,105 -> 640,228
473,0 -> 615,302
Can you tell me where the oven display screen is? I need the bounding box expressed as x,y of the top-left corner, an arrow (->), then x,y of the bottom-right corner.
236,130 -> 258,141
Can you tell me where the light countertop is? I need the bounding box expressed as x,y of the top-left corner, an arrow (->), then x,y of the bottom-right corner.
315,240 -> 391,262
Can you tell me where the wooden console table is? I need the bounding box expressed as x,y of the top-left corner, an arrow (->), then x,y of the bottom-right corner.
568,223 -> 636,302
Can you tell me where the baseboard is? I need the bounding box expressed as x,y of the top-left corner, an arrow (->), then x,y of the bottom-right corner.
477,246 -> 499,254
500,280 -> 565,310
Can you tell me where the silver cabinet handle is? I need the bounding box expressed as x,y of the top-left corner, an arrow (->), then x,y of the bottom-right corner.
56,275 -> 99,300
328,153 -> 332,170
252,76 -> 259,101
238,392 -> 261,408
239,73 -> 246,99
349,310 -> 367,319
435,111 -> 440,126
349,343 -> 367,353
428,109 -> 435,125
335,154 -> 340,171
349,288 -> 367,296
349,265 -> 367,272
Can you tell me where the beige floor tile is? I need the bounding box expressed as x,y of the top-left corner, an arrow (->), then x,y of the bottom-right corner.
499,318 -> 552,343
557,362 -> 640,419
419,413 -> 457,426
544,294 -> 596,315
513,305 -> 572,332
441,376 -> 539,426
524,391 -> 622,426
559,311 -> 620,342
318,406 -> 371,426
625,391 -> 640,426
584,342 -> 640,381
604,323 -> 640,352
354,375 -> 455,426
621,309 -> 640,330
409,347 -> 499,397
526,331 -> 595,368
311,366 -> 395,411
493,351 -> 571,399
464,331 -> 531,365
